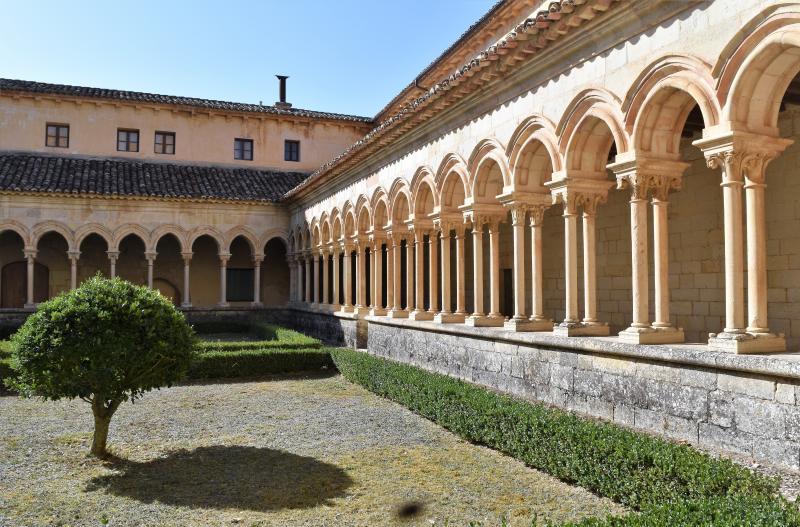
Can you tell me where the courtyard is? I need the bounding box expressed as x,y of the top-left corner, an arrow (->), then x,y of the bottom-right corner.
0,372 -> 625,527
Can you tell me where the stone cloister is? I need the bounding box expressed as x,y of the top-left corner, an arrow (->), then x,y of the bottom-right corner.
289,5 -> 800,355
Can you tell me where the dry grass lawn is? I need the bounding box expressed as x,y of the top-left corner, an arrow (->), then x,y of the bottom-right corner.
0,373 -> 627,526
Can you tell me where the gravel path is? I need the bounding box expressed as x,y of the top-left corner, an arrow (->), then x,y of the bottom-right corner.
0,373 -> 626,527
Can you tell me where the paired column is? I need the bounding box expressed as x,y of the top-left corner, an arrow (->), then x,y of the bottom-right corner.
107,250 -> 120,279
528,206 -> 552,329
252,255 -> 263,306
466,222 -> 485,325
354,240 -> 368,314
405,235 -> 414,313
218,252 -> 230,307
181,252 -> 192,307
304,254 -> 312,304
385,236 -> 395,314
388,234 -> 406,317
433,223 -> 464,323
342,244 -> 353,312
68,250 -> 80,290
410,229 -> 431,320
322,249 -> 330,307
23,248 -> 36,308
465,216 -> 503,327
145,251 -> 157,289
454,226 -> 467,316
312,250 -> 321,306
428,230 -> 439,315
504,206 -> 529,330
370,238 -> 386,315
331,246 -> 340,310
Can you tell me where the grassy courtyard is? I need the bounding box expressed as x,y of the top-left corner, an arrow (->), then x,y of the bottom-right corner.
0,372 -> 626,527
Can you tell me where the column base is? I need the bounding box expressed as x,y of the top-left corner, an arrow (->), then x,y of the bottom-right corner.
708,331 -> 786,354
369,307 -> 387,316
553,321 -> 610,337
181,302 -> 192,308
23,303 -> 36,310
433,312 -> 466,324
464,314 -> 504,327
352,306 -> 370,316
409,310 -> 434,321
217,302 -> 230,308
504,317 -> 554,332
619,325 -> 684,344
387,309 -> 409,318
338,305 -> 353,314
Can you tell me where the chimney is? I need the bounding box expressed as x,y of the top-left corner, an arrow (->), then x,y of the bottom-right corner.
275,75 -> 291,109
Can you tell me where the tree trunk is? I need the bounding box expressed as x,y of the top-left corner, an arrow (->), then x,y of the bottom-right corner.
90,398 -> 119,458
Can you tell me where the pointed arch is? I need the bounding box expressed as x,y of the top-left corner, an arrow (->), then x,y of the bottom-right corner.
111,224 -> 150,252
223,226 -> 259,254
506,115 -> 562,191
558,89 -> 629,176
188,226 -> 224,251
624,55 -> 720,157
150,224 -> 188,253
32,221 -> 74,250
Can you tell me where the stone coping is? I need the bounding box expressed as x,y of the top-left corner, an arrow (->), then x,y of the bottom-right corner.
365,316 -> 800,382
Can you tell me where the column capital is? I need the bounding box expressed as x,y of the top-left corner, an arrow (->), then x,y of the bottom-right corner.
253,254 -> 265,264
106,250 -> 120,261
181,251 -> 193,262
528,204 -> 549,228
67,249 -> 81,261
546,177 -> 613,216
23,247 -> 37,259
693,131 -> 792,185
144,250 -> 158,262
218,252 -> 232,263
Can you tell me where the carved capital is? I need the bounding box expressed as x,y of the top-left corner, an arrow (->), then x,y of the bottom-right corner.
509,204 -> 527,227
527,205 -> 548,228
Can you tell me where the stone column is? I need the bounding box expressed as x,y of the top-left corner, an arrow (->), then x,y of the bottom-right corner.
454,225 -> 467,317
389,234 -> 407,317
145,251 -> 157,289
181,252 -> 192,307
304,254 -> 312,304
410,229 -> 432,320
579,198 -> 608,336
23,248 -> 36,308
465,221 -> 485,325
505,206 -> 529,330
107,250 -> 120,279
218,252 -> 230,307
428,230 -> 439,315
434,224 -> 462,323
405,235 -> 414,313
652,188 -> 679,336
617,173 -> 651,342
355,240 -> 367,314
331,246 -> 340,310
488,219 -> 502,320
342,244 -> 353,312
370,238 -> 386,315
68,250 -> 80,290
312,250 -> 321,306
385,235 -> 395,313
528,206 -> 553,331
322,249 -> 330,306
252,255 -> 263,307
562,198 -> 580,327
296,258 -> 304,304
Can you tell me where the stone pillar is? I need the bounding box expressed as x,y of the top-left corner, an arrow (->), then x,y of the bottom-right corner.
252,255 -> 263,307
181,251 -> 192,308
354,241 -> 368,314
563,199 -> 579,328
505,206 -> 530,330
370,239 -> 386,315
528,206 -> 553,331
23,248 -> 36,308
434,224 -> 462,323
428,230 -> 439,315
331,246 -> 340,310
405,235 -> 414,313
466,222 -> 485,325
581,200 -> 600,325
454,225 -> 467,316
618,172 -> 651,342
342,244 -> 353,312
145,251 -> 157,289
68,250 -> 80,290
385,236 -> 395,313
304,254 -> 312,304
389,234 -> 407,317
322,249 -> 330,306
107,250 -> 120,279
312,250 -> 321,306
296,257 -> 304,304
652,193 -> 673,330
218,252 -> 230,307
410,229 -> 432,320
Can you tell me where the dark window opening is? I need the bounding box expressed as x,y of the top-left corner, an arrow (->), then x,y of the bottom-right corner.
154,131 -> 175,154
234,138 -> 253,161
226,268 -> 254,302
46,124 -> 69,148
284,140 -> 300,162
117,129 -> 139,152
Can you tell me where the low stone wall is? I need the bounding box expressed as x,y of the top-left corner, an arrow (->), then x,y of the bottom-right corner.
268,307 -> 365,348
367,317 -> 800,471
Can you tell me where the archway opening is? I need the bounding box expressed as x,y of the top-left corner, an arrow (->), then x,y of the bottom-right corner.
263,238 -> 289,306
191,235 -> 221,307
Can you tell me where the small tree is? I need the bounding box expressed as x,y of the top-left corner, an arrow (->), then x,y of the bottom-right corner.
8,276 -> 195,457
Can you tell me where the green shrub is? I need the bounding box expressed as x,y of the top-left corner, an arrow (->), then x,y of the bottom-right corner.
8,276 -> 195,457
188,347 -> 333,379
331,349 -> 783,517
191,321 -> 253,335
193,322 -> 319,352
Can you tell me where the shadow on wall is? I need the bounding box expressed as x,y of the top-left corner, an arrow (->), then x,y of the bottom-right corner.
87,445 -> 353,511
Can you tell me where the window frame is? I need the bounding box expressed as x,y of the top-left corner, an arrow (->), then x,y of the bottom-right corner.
45,123 -> 70,148
154,131 -> 176,155
284,139 -> 300,162
234,138 -> 254,161
117,128 -> 140,153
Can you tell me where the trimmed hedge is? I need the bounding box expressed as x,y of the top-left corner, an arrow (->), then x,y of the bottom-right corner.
187,347 -> 333,379
0,341 -> 14,392
194,322 -> 319,352
331,349 -> 799,526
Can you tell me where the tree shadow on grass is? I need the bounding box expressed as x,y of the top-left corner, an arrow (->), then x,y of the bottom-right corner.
87,445 -> 353,511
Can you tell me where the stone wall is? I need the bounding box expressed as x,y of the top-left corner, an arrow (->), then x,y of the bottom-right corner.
367,318 -> 800,470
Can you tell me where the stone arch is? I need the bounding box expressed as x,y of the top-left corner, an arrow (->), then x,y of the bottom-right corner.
0,221 -> 31,247
343,202 -> 357,239
188,226 -> 224,251
32,220 -> 74,250
311,221 -> 321,248
111,224 -> 150,253
150,224 -> 188,253
468,139 -> 510,204
436,154 -> 470,211
625,55 -> 720,157
721,19 -> 800,136
410,166 -> 438,218
331,209 -> 343,241
371,189 -> 390,231
558,89 -> 629,176
320,213 -> 332,245
223,226 -> 258,254
389,181 -> 411,230
506,115 -> 562,191
260,229 -> 289,252
355,195 -> 372,235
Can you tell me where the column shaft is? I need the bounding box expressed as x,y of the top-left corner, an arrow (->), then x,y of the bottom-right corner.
489,223 -> 501,317
455,228 -> 466,315
512,218 -> 525,320
343,249 -> 352,309
253,260 -> 262,305
652,199 -> 671,327
564,211 -> 579,323
530,222 -> 544,320
405,237 -> 414,310
582,211 -> 598,323
386,241 -> 394,310
332,250 -> 340,308
630,197 -> 649,327
305,257 -> 311,304
746,182 -> 769,332
472,225 -> 484,316
219,257 -> 229,306
414,232 -> 425,312
440,230 -> 451,314
722,180 -> 745,333
182,255 -> 192,307
322,252 -> 330,305
428,231 -> 438,313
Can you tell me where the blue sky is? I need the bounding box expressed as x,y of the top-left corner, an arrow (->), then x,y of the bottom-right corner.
1,0 -> 495,118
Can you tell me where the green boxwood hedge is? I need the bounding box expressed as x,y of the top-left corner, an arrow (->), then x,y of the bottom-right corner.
193,322 -> 319,352
187,347 -> 333,379
331,348 -> 799,526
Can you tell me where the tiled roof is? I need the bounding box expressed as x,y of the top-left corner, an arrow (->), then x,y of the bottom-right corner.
0,78 -> 373,124
0,153 -> 308,203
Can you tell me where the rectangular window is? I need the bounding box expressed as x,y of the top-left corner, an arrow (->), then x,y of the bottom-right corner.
234,138 -> 253,161
117,129 -> 140,152
46,124 -> 69,148
284,139 -> 300,162
226,268 -> 254,302
154,131 -> 175,155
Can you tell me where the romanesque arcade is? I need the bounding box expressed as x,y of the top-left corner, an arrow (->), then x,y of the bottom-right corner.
289,7 -> 800,354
